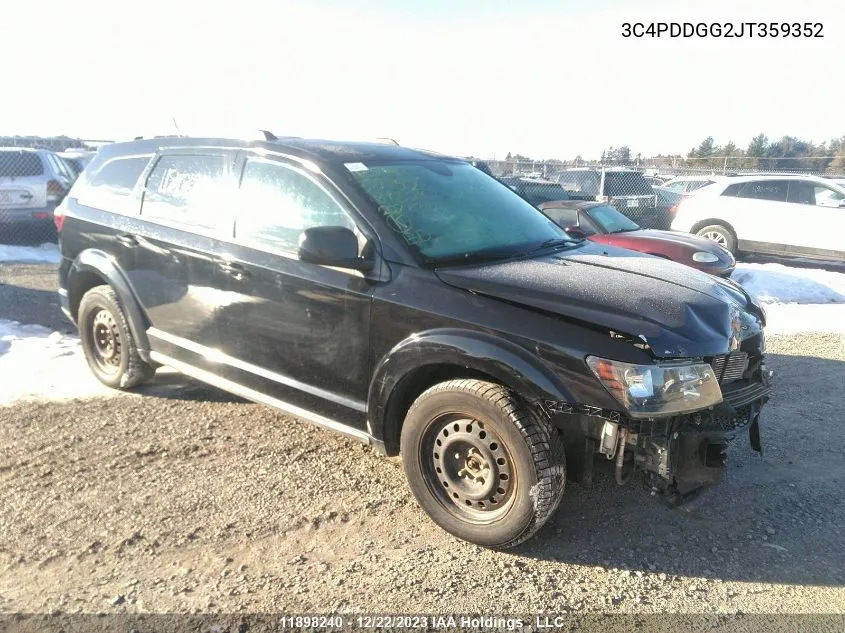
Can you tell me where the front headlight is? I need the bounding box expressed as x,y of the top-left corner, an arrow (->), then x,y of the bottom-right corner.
692,251 -> 720,263
586,356 -> 723,418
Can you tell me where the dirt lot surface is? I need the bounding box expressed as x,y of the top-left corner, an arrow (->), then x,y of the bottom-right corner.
1,263 -> 844,619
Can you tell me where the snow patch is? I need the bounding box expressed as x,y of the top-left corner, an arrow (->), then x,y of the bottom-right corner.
0,243 -> 60,264
731,263 -> 845,305
0,319 -> 115,405
731,263 -> 845,334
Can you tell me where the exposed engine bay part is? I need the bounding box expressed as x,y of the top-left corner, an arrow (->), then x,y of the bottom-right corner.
599,421 -> 619,459
615,427 -> 628,485
635,431 -> 730,498
555,394 -> 768,504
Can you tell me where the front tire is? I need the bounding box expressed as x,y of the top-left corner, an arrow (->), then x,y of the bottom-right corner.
695,223 -> 737,254
400,379 -> 566,549
78,285 -> 155,390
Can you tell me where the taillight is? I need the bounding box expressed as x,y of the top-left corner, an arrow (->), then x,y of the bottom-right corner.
53,203 -> 66,233
46,179 -> 67,202
668,204 -> 679,217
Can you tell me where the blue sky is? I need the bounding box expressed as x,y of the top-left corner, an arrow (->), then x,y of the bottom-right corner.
2,0 -> 842,159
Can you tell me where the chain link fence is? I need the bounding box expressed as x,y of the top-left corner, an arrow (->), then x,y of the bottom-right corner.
474,158 -> 845,230
0,138 -> 102,246
4,135 -> 845,244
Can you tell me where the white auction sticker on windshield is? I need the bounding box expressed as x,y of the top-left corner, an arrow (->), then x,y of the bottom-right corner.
345,162 -> 368,172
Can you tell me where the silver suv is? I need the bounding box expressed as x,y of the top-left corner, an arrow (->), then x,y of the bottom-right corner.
0,147 -> 75,239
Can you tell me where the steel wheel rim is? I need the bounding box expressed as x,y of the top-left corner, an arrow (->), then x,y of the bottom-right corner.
421,414 -> 516,524
701,230 -> 728,248
90,308 -> 122,374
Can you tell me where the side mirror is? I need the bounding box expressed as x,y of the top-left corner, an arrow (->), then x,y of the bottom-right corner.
563,225 -> 588,240
298,226 -> 373,271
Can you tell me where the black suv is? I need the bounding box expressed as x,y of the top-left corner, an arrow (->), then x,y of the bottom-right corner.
497,176 -> 571,207
551,168 -> 666,228
56,136 -> 772,549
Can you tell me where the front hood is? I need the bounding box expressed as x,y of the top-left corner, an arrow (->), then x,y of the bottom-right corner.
631,229 -> 732,253
436,241 -> 762,358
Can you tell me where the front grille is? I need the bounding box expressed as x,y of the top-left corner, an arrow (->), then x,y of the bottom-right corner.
709,352 -> 749,384
722,380 -> 771,408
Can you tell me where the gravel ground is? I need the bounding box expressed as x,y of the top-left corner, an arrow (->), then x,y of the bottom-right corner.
0,263 -> 69,333
0,263 -> 844,618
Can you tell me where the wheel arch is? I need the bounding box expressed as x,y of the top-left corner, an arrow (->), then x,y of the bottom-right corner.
690,218 -> 738,240
68,249 -> 152,360
368,329 -> 574,456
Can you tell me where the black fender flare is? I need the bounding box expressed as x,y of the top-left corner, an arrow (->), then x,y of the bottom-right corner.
68,249 -> 151,358
367,328 -> 575,447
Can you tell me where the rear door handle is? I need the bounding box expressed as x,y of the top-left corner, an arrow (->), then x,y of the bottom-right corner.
20,193 -> 33,200
116,234 -> 139,247
217,260 -> 251,280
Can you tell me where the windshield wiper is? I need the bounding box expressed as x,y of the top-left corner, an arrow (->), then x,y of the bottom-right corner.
529,237 -> 580,252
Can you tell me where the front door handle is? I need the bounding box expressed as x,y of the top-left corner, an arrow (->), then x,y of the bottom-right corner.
116,234 -> 139,247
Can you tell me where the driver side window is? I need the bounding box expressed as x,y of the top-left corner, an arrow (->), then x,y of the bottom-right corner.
235,159 -> 355,253
786,181 -> 845,207
814,185 -> 845,208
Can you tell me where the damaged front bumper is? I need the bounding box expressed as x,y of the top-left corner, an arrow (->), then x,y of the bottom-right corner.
550,366 -> 773,503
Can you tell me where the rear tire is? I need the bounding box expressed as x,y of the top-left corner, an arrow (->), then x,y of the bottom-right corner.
695,223 -> 737,254
400,379 -> 566,549
78,285 -> 155,390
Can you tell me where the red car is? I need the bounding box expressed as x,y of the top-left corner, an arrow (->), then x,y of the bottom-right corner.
538,200 -> 736,277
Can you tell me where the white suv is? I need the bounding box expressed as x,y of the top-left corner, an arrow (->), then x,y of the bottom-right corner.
671,175 -> 845,262
660,175 -> 720,193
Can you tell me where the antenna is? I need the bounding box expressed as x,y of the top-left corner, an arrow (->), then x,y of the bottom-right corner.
260,130 -> 278,141
172,117 -> 182,137
375,137 -> 399,146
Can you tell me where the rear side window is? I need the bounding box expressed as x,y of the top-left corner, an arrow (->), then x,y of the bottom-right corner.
63,158 -> 83,176
721,183 -> 741,197
75,155 -> 152,215
687,180 -> 713,192
47,153 -> 73,181
0,152 -> 44,178
556,172 -> 599,196
523,183 -> 570,204
603,172 -> 653,196
736,181 -> 788,202
88,155 -> 151,194
142,154 -> 229,231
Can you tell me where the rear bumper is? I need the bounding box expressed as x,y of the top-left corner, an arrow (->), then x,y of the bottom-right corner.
0,206 -> 55,227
